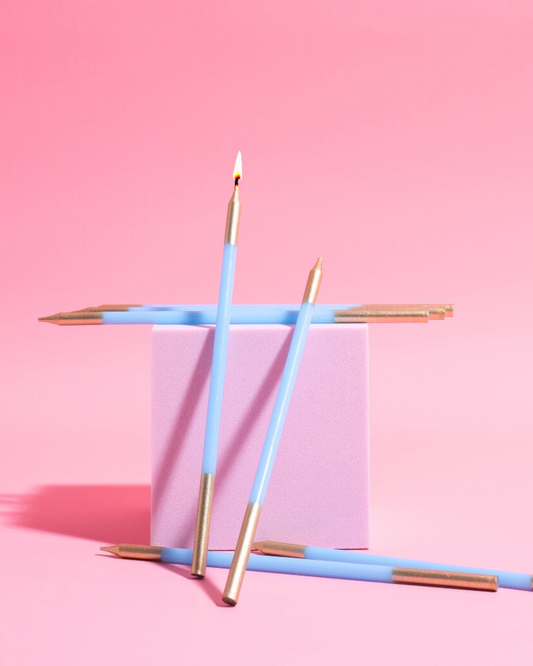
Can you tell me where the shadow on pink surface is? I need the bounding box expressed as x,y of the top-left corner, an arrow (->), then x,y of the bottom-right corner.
155,562 -> 229,608
152,330 -> 292,547
3,485 -> 230,607
3,484 -> 151,544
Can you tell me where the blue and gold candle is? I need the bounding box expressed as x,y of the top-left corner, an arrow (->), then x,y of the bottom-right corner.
191,152 -> 242,578
222,257 -> 323,605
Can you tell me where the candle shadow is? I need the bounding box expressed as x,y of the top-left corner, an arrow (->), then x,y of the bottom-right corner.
96,553 -> 229,608
1,484 -> 151,544
151,328 -> 214,519
155,562 -> 229,608
216,334 -> 291,494
175,333 -> 292,546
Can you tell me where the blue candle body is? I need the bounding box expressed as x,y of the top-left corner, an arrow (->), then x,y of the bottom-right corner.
302,546 -> 531,592
249,300 -> 315,505
130,304 -> 355,311
159,547 -> 393,583
202,243 -> 236,475
102,307 -> 340,325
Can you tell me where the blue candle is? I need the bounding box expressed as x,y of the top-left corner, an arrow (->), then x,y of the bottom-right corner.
100,544 -> 498,592
253,540 -> 532,592
222,258 -> 323,606
191,152 -> 242,578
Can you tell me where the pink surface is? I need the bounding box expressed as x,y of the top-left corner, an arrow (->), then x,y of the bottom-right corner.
151,324 -> 369,549
2,1 -> 533,664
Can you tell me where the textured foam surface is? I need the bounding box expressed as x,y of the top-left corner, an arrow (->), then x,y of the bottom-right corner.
151,324 -> 369,549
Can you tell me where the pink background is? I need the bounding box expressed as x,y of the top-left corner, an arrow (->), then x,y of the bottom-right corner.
1,1 -> 532,664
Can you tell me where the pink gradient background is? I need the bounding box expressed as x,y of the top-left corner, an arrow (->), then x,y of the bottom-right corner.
1,1 -> 532,664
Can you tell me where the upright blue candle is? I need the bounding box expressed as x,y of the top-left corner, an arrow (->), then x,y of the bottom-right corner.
191,152 -> 242,578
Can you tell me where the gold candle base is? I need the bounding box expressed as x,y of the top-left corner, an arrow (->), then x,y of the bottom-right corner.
392,567 -> 498,591
222,502 -> 262,606
191,472 -> 215,578
361,304 -> 451,320
334,308 -> 429,323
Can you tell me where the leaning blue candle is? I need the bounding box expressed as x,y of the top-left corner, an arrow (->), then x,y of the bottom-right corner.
253,540 -> 533,592
221,257 -> 323,606
100,544 -> 498,592
190,152 -> 243,578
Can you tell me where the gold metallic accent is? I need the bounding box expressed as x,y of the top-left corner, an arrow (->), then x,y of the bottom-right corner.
444,304 -> 454,317
73,304 -> 142,313
222,502 -> 262,606
302,257 -> 323,304
100,544 -> 163,560
424,304 -> 453,318
252,540 -> 306,558
333,308 -> 429,323
38,312 -> 103,325
224,185 -> 241,245
392,567 -> 498,591
361,304 -> 452,320
361,305 -> 445,320
191,473 -> 215,578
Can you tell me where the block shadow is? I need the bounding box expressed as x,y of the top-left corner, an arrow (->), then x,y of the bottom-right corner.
3,485 -> 228,606
2,484 -> 151,544
154,331 -> 292,547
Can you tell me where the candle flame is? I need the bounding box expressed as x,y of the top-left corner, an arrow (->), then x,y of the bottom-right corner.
233,151 -> 242,181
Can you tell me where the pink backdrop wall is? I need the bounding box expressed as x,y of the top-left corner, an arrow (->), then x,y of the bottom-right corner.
1,2 -> 532,664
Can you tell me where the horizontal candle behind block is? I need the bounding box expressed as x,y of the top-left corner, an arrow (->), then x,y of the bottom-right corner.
151,324 -> 369,549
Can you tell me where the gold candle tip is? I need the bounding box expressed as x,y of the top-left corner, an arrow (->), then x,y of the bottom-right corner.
98,544 -> 162,560
100,546 -> 120,555
37,311 -> 104,325
252,540 -> 307,558
302,257 -> 323,304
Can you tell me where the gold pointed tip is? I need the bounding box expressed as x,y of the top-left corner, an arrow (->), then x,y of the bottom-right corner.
233,151 -> 242,181
38,315 -> 58,324
252,542 -> 264,552
100,545 -> 120,555
314,257 -> 323,271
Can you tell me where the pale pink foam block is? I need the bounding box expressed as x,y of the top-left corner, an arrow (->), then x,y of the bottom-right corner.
151,324 -> 369,549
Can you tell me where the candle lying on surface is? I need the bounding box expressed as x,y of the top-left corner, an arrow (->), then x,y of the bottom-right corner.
100,544 -> 498,592
252,540 -> 533,592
